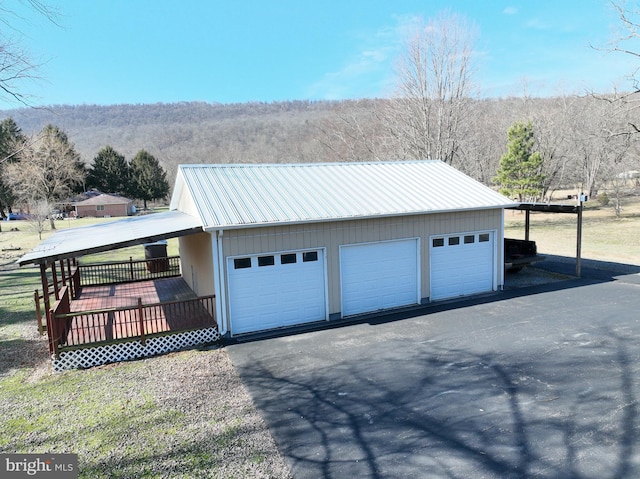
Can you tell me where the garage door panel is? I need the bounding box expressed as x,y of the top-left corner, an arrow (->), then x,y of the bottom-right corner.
430,232 -> 495,301
341,239 -> 420,317
228,250 -> 326,334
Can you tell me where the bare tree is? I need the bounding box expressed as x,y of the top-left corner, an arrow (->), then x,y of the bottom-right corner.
316,99 -> 395,162
609,1 -> 640,89
0,1 -> 60,106
523,95 -> 578,199
384,11 -> 478,167
6,124 -> 85,229
590,2 -> 640,138
26,197 -> 52,239
457,98 -> 513,183
567,97 -> 632,198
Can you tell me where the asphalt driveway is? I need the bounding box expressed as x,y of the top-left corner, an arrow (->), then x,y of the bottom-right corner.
227,261 -> 640,478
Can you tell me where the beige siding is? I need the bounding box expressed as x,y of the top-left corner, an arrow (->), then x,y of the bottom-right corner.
221,210 -> 503,316
173,180 -> 201,218
179,232 -> 215,296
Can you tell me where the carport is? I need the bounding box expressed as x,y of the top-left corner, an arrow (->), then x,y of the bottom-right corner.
508,199 -> 584,276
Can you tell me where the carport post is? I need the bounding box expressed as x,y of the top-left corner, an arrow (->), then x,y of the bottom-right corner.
525,210 -> 531,241
576,200 -> 583,278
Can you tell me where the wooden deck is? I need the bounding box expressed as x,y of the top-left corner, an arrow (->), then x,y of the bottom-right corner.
61,277 -> 216,348
71,277 -> 198,311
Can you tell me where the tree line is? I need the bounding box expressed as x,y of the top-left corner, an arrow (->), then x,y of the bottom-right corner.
1,92 -> 638,224
0,119 -> 170,230
86,146 -> 169,210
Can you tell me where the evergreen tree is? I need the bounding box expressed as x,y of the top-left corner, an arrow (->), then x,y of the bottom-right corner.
86,146 -> 130,195
0,118 -> 25,219
129,149 -> 169,209
493,121 -> 545,201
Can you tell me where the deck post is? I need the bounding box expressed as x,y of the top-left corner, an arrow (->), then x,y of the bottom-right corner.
138,297 -> 145,345
59,259 -> 66,285
72,270 -> 79,300
34,290 -> 44,335
66,259 -> 73,295
73,258 -> 80,289
39,263 -> 51,330
51,264 -> 59,300
47,308 -> 58,356
130,257 -> 134,281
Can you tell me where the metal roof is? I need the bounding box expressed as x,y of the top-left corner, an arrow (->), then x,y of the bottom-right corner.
18,210 -> 202,265
177,160 -> 517,230
74,193 -> 132,205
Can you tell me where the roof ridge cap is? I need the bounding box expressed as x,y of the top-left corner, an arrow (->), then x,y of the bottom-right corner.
179,160 -> 444,169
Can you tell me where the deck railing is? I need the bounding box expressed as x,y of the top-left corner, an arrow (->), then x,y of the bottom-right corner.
78,256 -> 181,287
48,286 -> 72,355
49,294 -> 216,355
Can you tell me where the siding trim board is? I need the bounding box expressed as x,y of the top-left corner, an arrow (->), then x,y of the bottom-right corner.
199,206 -> 510,232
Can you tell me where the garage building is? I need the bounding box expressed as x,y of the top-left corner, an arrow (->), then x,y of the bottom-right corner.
171,160 -> 516,336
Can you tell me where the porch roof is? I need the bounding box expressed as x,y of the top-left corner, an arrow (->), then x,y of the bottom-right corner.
17,210 -> 203,266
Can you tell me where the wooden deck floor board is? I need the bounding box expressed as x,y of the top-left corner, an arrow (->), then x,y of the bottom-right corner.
64,277 -> 215,347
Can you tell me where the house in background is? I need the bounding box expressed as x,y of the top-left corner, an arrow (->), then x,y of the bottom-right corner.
74,193 -> 135,218
171,160 -> 517,336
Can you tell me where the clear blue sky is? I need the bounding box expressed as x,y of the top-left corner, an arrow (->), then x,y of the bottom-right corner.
5,0 -> 635,108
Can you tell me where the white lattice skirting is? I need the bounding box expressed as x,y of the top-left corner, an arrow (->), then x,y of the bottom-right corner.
52,327 -> 221,372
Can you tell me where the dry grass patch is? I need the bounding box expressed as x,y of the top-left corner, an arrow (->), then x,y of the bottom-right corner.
0,349 -> 292,478
505,195 -> 640,266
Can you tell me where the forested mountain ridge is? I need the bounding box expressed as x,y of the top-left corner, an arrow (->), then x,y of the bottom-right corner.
0,101 -> 342,186
1,101 -> 333,130
1,96 -> 638,199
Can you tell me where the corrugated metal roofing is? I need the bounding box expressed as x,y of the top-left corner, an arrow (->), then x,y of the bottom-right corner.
177,160 -> 517,230
18,210 -> 202,265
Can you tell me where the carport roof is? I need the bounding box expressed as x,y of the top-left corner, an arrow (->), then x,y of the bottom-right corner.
17,210 -> 203,266
174,160 -> 517,230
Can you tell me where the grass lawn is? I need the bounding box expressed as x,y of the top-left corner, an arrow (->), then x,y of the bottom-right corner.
505,194 -> 640,266
0,350 -> 289,478
0,213 -> 290,479
0,213 -> 178,266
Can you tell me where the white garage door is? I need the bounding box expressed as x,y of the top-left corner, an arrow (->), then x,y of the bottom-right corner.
430,232 -> 495,301
227,250 -> 327,335
340,239 -> 420,317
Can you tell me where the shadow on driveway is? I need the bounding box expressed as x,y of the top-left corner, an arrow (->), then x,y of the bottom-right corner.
227,256 -> 640,478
